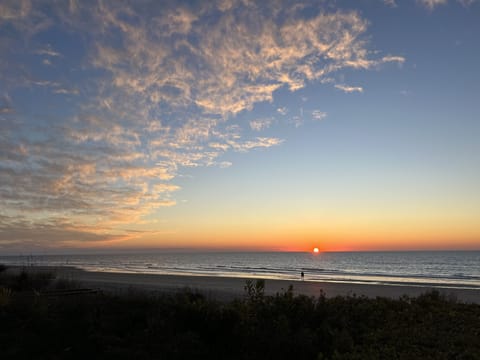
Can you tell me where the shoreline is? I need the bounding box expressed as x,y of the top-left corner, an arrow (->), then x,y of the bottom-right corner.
7,265 -> 480,303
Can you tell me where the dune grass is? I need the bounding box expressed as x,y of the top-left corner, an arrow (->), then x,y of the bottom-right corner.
1,268 -> 479,359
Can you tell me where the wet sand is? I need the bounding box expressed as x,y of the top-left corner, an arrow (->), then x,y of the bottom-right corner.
8,265 -> 480,303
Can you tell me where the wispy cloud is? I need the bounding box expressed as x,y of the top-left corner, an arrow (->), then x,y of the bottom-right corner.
35,45 -> 62,57
335,84 -> 364,93
229,137 -> 284,152
0,1 -> 33,23
53,88 -> 79,95
382,55 -> 406,64
0,94 -> 14,114
0,215 -> 137,249
456,0 -> 477,6
250,118 -> 273,131
312,110 -> 327,121
418,0 -> 448,10
290,116 -> 303,128
417,0 -> 479,10
383,0 -> 398,7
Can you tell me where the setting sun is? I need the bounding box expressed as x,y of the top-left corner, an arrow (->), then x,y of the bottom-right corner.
313,247 -> 320,254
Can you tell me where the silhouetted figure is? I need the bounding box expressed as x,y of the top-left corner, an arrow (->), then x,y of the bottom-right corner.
301,271 -> 304,281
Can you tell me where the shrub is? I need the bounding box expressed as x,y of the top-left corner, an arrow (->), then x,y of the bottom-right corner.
244,279 -> 265,303
0,287 -> 12,306
0,279 -> 479,359
9,269 -> 55,291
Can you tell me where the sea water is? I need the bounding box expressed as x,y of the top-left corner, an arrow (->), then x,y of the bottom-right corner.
1,251 -> 479,289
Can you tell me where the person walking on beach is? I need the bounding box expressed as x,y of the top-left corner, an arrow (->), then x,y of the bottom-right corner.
301,271 -> 304,281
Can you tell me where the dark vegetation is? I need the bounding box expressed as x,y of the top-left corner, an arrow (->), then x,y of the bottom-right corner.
1,267 -> 480,359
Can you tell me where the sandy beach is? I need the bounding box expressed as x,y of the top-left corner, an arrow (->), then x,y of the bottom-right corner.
9,265 -> 480,303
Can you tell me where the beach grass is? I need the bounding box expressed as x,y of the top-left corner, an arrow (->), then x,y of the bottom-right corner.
1,267 -> 480,359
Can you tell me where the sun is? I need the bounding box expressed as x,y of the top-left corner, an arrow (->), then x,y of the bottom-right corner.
313,247 -> 319,254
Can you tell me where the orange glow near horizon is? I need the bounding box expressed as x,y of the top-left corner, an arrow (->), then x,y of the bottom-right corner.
66,204 -> 480,253
118,203 -> 480,252
86,219 -> 480,253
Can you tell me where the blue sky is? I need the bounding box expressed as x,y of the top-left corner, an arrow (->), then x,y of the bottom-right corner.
1,0 -> 479,252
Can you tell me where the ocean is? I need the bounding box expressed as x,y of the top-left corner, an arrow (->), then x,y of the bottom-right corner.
1,251 -> 479,290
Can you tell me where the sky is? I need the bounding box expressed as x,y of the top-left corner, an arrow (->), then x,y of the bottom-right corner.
0,0 -> 479,254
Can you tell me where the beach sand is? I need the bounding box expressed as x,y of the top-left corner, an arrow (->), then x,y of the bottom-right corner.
8,265 -> 480,303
